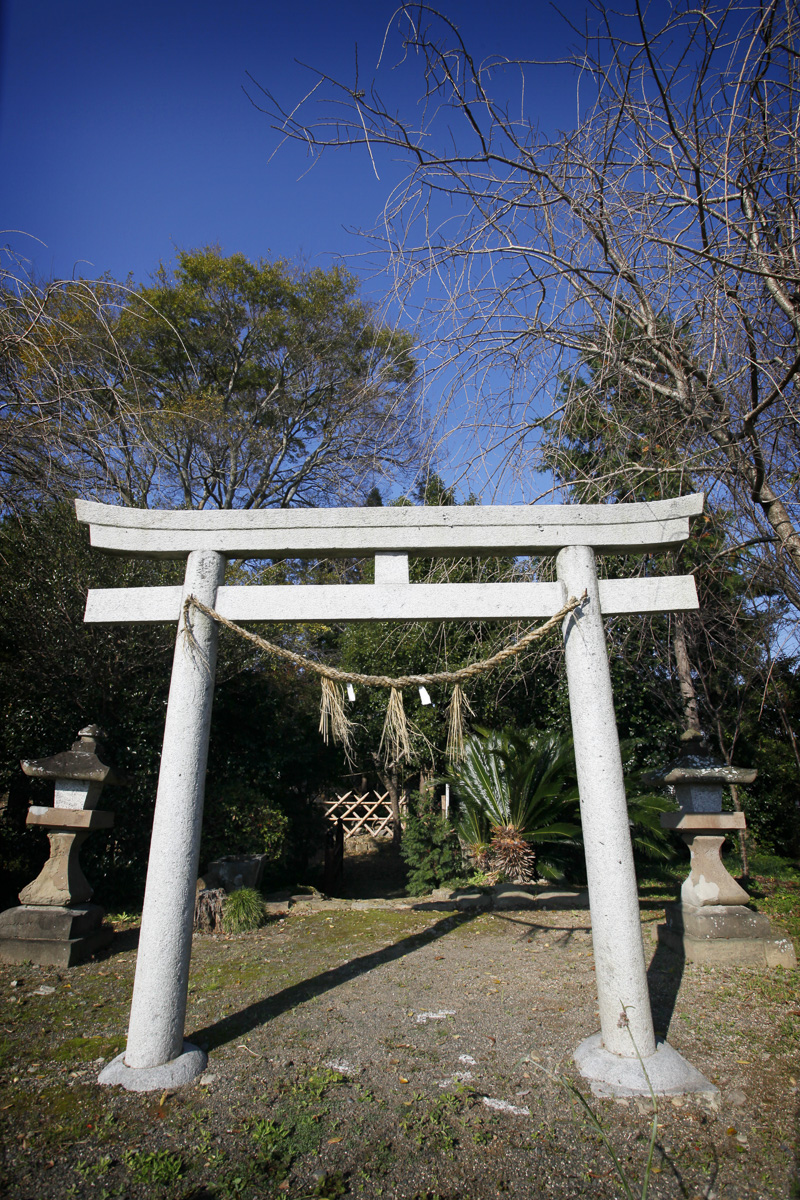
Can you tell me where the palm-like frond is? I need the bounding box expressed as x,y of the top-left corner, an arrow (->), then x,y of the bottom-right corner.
444,728 -> 581,878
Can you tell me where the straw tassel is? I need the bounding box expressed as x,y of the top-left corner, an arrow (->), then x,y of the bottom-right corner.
446,683 -> 473,762
379,686 -> 411,763
319,677 -> 355,762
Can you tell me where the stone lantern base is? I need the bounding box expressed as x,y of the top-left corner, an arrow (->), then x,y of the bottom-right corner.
0,902 -> 112,967
658,902 -> 796,968
657,812 -> 797,968
0,806 -> 114,968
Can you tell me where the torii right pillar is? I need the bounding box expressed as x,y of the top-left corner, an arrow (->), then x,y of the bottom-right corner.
558,546 -> 716,1097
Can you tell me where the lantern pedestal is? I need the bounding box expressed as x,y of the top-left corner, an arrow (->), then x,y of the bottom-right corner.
649,740 -> 797,969
658,901 -> 796,968
0,902 -> 111,967
0,727 -> 123,968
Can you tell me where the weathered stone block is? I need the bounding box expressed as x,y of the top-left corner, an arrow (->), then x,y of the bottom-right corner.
19,830 -> 93,906
664,902 -> 773,941
0,902 -> 104,940
207,854 -> 268,891
535,888 -> 591,909
451,889 -> 491,911
657,924 -> 797,968
491,884 -> 539,910
0,928 -> 112,967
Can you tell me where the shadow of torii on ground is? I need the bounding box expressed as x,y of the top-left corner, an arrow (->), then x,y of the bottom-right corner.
188,910 -> 480,1053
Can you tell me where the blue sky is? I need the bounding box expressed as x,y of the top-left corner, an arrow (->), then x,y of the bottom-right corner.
0,1 -> 602,501
0,0 -> 584,286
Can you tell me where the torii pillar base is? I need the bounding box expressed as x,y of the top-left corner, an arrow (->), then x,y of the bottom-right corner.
574,1034 -> 717,1098
98,1043 -> 207,1092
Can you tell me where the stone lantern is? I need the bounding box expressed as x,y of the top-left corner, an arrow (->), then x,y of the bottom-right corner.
650,730 -> 796,968
0,726 -> 125,966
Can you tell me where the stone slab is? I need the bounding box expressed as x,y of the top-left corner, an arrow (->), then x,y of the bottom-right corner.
0,928 -> 112,967
535,889 -> 590,909
657,924 -> 797,968
207,854 -> 268,891
26,806 -> 114,830
0,903 -> 104,940
660,812 -> 745,831
574,1032 -> 717,1098
664,902 -> 773,941
450,889 -> 491,911
86,577 -> 700,624
98,1042 -> 207,1092
662,767 -> 756,785
491,885 -> 539,910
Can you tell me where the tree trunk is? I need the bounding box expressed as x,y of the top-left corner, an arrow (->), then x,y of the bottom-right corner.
673,617 -> 702,733
374,754 -> 403,847
728,783 -> 749,879
714,716 -> 749,878
770,679 -> 800,855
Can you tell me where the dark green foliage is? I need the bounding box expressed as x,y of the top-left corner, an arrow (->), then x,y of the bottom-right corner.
200,781 -> 289,865
339,479 -> 575,783
0,504 -> 344,909
0,503 -> 179,908
445,727 -> 580,882
542,325 -> 800,862
400,791 -> 465,895
445,727 -> 677,884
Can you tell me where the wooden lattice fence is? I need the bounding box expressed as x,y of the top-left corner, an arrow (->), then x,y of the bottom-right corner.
322,791 -> 408,840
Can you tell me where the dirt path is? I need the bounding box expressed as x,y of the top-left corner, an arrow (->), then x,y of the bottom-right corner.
0,901 -> 797,1199
334,836 -> 408,900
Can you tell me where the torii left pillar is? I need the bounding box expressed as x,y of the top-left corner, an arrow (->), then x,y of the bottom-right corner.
99,550 -> 225,1090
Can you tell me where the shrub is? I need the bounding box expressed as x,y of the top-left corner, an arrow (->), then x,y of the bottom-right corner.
222,886 -> 265,933
445,727 -> 580,883
401,791 -> 466,896
201,781 -> 290,865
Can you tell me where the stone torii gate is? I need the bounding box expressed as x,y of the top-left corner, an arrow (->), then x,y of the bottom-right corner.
76,494 -> 714,1097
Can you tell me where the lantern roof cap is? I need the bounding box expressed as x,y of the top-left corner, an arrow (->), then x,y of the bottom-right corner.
644,730 -> 756,786
21,726 -> 128,785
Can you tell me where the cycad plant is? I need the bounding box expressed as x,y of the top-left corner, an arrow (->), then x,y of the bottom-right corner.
445,727 -> 581,883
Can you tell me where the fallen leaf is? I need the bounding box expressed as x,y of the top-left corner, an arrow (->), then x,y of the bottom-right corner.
327,1137 -> 342,1144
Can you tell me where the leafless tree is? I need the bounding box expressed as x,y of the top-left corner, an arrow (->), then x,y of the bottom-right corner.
254,0 -> 800,612
0,244 -> 129,510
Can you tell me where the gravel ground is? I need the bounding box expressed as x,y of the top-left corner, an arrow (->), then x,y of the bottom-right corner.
0,895 -> 797,1200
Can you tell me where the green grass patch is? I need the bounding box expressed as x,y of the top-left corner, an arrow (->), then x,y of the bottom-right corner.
52,1035 -> 123,1063
123,1147 -> 185,1186
222,886 -> 266,933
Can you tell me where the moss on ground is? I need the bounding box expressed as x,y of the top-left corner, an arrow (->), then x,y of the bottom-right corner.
0,901 -> 798,1198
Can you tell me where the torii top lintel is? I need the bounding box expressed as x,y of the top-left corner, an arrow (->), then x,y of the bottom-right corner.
74,494 -> 704,560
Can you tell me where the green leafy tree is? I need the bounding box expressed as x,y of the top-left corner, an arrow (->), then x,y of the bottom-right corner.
0,504 -> 342,908
337,478 -> 574,829
543,334 -> 796,863
0,247 -> 419,510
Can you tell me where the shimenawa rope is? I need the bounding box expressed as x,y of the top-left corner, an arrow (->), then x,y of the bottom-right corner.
183,592 -> 584,762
